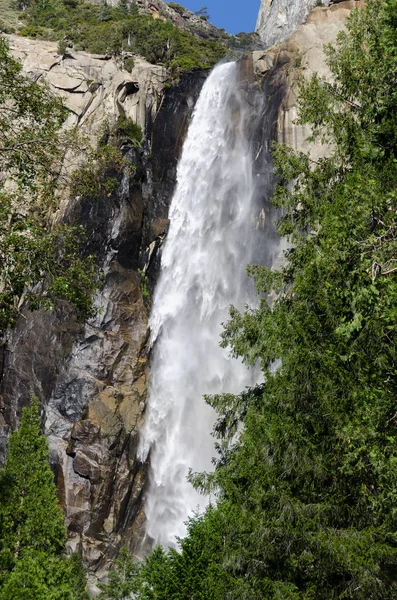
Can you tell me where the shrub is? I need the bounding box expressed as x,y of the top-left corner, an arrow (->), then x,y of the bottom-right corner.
123,56 -> 135,72
18,24 -> 45,38
70,144 -> 125,200
168,2 -> 185,15
57,38 -> 67,55
0,21 -> 13,34
116,115 -> 142,145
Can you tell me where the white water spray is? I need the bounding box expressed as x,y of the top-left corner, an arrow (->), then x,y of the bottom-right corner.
139,62 -> 261,547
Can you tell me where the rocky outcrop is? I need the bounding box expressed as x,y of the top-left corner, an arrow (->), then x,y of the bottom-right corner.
253,1 -> 358,155
255,0 -> 359,47
8,34 -> 167,136
135,0 -> 228,44
83,0 -> 230,46
256,0 -> 327,47
0,34 -> 206,592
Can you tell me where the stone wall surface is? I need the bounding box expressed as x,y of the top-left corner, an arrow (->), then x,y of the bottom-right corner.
0,0 -> 358,593
253,1 -> 358,157
255,0 -> 359,47
7,34 -> 167,138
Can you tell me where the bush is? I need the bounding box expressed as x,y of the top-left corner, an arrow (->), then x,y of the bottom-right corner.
0,21 -> 13,34
123,56 -> 135,72
168,2 -> 185,15
116,115 -> 142,145
18,24 -> 45,38
57,38 -> 67,55
70,144 -> 125,200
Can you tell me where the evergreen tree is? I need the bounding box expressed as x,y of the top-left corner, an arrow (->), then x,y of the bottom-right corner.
98,548 -> 140,600
0,398 -> 88,599
98,0 -> 112,23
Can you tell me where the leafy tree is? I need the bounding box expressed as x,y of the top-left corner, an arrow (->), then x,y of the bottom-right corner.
0,37 -> 98,330
121,1 -> 397,599
0,398 -> 88,598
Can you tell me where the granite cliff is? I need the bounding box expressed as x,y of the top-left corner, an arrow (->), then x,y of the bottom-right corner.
0,0 -> 358,590
255,0 -> 358,47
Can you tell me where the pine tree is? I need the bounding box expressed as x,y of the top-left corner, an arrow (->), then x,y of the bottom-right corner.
0,398 -> 88,599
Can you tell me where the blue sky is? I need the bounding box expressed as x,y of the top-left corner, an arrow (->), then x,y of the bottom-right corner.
178,0 -> 260,34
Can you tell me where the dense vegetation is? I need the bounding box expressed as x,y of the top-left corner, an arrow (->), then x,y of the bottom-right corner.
0,37 -> 98,331
16,0 -> 227,74
0,399 -> 88,599
99,1 -> 397,598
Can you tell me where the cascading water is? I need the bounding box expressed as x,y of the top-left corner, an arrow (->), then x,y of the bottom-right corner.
139,61 -> 262,547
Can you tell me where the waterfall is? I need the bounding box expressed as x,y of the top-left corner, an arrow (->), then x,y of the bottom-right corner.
139,62 -> 262,547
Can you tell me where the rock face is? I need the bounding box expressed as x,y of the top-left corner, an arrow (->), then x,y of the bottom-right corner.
253,1 -> 358,154
255,0 -> 356,47
0,34 -> 206,588
0,0 -> 358,590
256,0 -> 327,46
7,34 -> 167,137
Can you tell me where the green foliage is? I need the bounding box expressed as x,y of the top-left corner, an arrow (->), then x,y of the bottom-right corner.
117,2 -> 397,599
18,23 -> 45,37
0,216 -> 98,329
99,515 -> 233,600
0,398 -> 88,599
70,143 -> 125,200
0,38 -> 98,330
57,38 -> 67,55
0,20 -> 13,33
137,268 -> 149,298
0,0 -> 21,30
123,55 -> 135,72
0,37 -> 66,187
98,548 -> 140,600
116,115 -> 142,145
19,0 -> 226,74
167,2 -> 185,16
228,31 -> 259,50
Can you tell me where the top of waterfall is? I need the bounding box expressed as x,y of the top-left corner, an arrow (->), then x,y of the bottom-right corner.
256,0 -> 331,47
